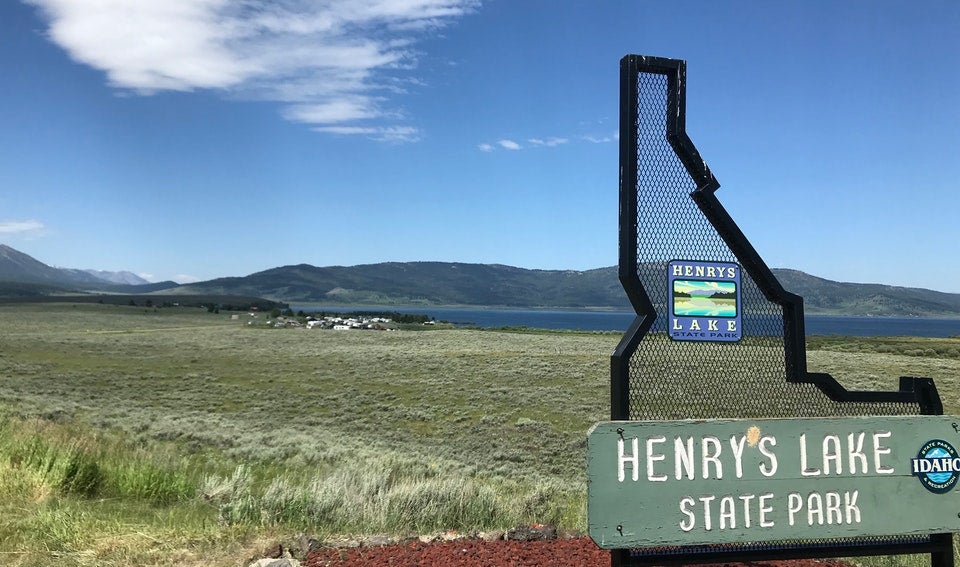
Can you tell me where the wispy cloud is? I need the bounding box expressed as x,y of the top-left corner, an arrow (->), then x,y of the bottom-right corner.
584,130 -> 618,143
25,0 -> 479,140
314,125 -> 420,143
528,137 -> 567,147
479,135 -> 571,151
0,219 -> 45,235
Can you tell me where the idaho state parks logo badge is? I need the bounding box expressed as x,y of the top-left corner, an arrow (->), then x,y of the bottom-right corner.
911,439 -> 960,493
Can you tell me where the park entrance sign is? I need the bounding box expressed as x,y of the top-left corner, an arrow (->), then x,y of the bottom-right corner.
590,54 -> 956,566
590,416 -> 960,548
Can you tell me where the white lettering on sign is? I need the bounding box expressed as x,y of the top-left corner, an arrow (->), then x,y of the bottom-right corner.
618,433 -> 780,482
873,432 -> 894,474
912,457 -> 960,473
799,430 -> 894,476
670,318 -> 738,336
702,436 -> 722,480
730,435 -> 747,479
759,493 -> 775,528
675,437 -> 694,480
617,437 -> 639,482
758,436 -> 778,477
612,426 -> 891,536
678,492 -> 775,532
848,432 -> 867,474
647,436 -> 668,482
823,435 -> 842,475
671,264 -> 736,279
787,491 -> 860,526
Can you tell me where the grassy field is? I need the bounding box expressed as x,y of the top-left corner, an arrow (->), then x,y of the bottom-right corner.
0,302 -> 958,565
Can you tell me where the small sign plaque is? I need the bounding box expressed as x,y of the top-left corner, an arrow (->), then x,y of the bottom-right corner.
588,416 -> 960,549
668,260 -> 741,342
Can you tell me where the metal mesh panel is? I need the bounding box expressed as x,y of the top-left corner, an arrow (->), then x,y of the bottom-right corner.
626,69 -> 917,421
611,55 -> 949,567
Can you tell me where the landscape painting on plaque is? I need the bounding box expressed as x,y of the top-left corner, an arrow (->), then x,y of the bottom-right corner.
668,260 -> 741,342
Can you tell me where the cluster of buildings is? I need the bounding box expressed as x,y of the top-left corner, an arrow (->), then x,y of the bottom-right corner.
301,314 -> 394,330
242,311 -> 434,330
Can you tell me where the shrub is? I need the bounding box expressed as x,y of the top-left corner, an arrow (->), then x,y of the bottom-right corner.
59,450 -> 103,498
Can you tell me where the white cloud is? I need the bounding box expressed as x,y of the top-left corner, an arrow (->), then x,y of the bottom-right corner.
25,0 -> 479,140
528,137 -> 568,147
0,219 -> 46,235
283,98 -> 383,124
137,272 -> 156,282
314,125 -> 420,142
482,133 -> 605,151
483,135 -> 571,151
585,130 -> 618,143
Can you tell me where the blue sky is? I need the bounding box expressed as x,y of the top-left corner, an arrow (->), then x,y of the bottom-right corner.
1,1 -> 958,291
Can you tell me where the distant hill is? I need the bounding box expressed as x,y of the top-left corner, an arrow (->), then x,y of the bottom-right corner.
0,244 -> 177,293
172,262 -> 627,308
774,269 -> 960,317
82,269 -> 151,286
0,244 -> 101,286
174,261 -> 960,317
4,243 -> 960,317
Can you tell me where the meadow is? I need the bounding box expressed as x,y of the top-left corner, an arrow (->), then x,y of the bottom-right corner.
0,302 -> 958,565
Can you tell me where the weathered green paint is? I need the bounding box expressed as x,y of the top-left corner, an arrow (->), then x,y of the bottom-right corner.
587,415 -> 960,549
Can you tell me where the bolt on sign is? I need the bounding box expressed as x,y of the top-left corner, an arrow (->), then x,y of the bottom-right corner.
596,54 -> 957,566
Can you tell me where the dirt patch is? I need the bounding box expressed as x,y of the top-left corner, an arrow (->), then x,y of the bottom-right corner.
301,536 -> 854,567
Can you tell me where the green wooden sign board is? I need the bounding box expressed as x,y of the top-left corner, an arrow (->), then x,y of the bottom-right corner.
588,415 -> 960,549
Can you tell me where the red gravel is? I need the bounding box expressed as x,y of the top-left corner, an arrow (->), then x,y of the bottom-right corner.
301,537 -> 854,567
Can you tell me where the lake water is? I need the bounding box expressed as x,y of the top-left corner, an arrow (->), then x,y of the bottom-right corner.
291,305 -> 960,337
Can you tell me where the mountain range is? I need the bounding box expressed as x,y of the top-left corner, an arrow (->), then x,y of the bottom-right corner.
2,244 -> 960,317
0,244 -> 177,293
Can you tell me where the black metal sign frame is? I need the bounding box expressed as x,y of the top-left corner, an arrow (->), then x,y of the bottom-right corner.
610,54 -> 953,567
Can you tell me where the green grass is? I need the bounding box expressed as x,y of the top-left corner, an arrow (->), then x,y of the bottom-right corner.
809,334 -> 960,360
805,335 -> 960,412
0,303 -> 613,479
0,303 -> 606,564
0,302 -> 957,565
